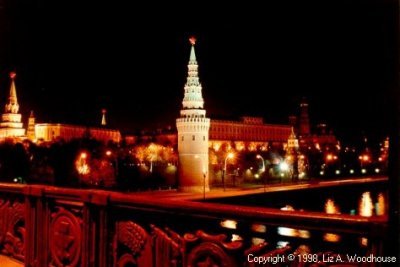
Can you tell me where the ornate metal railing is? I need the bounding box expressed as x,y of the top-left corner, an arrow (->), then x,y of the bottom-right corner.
0,183 -> 388,266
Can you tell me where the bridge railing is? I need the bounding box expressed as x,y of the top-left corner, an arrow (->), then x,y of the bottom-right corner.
0,183 -> 388,267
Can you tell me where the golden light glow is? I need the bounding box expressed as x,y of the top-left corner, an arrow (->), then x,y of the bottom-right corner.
227,152 -> 234,159
277,227 -> 310,239
105,150 -> 112,156
376,193 -> 386,216
76,152 -> 90,175
323,233 -> 341,243
220,219 -> 237,229
251,224 -> 267,233
231,234 -> 243,242
359,192 -> 373,217
360,237 -> 368,247
325,199 -> 340,214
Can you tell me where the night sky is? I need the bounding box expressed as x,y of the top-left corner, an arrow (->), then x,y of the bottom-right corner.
0,0 -> 397,145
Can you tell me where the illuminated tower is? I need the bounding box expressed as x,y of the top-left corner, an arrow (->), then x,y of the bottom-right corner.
299,99 -> 310,137
0,72 -> 26,139
101,109 -> 107,126
27,111 -> 36,141
287,127 -> 299,151
286,127 -> 300,180
176,37 -> 210,192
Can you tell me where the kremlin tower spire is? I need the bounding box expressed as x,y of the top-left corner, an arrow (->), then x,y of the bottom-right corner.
176,37 -> 211,193
101,109 -> 107,126
5,72 -> 19,114
0,72 -> 26,139
182,37 -> 205,110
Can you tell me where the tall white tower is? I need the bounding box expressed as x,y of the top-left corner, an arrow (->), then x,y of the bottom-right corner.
0,72 -> 26,139
176,37 -> 210,193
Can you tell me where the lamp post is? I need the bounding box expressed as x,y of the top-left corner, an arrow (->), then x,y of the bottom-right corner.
256,154 -> 266,192
223,152 -> 234,192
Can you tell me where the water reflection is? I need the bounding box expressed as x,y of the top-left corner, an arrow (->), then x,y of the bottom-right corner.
359,192 -> 373,217
220,219 -> 237,229
325,198 -> 340,214
277,227 -> 310,239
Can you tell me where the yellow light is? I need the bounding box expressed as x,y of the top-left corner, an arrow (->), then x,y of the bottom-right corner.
251,224 -> 267,233
231,234 -> 242,242
360,237 -> 368,247
105,150 -> 112,156
323,233 -> 341,243
220,220 -> 237,229
80,152 -> 87,159
227,152 -> 234,159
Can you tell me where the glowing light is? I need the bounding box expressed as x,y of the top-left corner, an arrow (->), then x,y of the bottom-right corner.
9,72 -> 16,79
277,241 -> 290,248
277,227 -> 296,237
325,199 -> 340,214
319,171 -> 324,175
189,36 -> 196,45
360,237 -> 368,247
326,154 -> 334,161
359,192 -> 374,217
227,152 -> 234,159
374,168 -> 380,173
323,233 -> 341,243
76,152 -> 90,175
280,205 -> 294,211
220,220 -> 237,229
359,154 -> 370,162
254,174 -> 259,179
277,227 -> 310,239
231,234 -> 242,242
251,224 -> 267,233
279,162 -> 289,171
376,193 -> 386,216
252,238 -> 265,245
335,170 -> 340,175
349,169 -> 354,174
13,178 -> 18,183
105,150 -> 112,156
361,169 -> 367,174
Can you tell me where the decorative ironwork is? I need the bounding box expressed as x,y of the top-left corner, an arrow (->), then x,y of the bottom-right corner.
0,200 -> 25,262
49,207 -> 82,267
185,230 -> 242,267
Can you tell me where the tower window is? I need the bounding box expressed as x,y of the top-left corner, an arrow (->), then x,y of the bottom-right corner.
192,135 -> 195,141
182,136 -> 184,141
203,136 -> 206,141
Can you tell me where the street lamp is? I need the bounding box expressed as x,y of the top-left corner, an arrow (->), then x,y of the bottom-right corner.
222,152 -> 234,191
256,154 -> 266,192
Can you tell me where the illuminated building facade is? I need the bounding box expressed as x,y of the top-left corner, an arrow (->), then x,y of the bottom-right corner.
34,123 -> 121,143
176,37 -> 211,193
0,72 -> 26,140
209,117 -> 291,151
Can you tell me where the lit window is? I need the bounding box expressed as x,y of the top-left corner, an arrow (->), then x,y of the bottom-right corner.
192,135 -> 195,141
182,136 -> 184,141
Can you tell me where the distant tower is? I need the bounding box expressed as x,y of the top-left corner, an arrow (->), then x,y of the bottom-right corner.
0,72 -> 26,139
101,109 -> 107,126
299,99 -> 310,137
286,127 -> 300,180
287,127 -> 299,151
176,37 -> 210,193
27,111 -> 36,141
